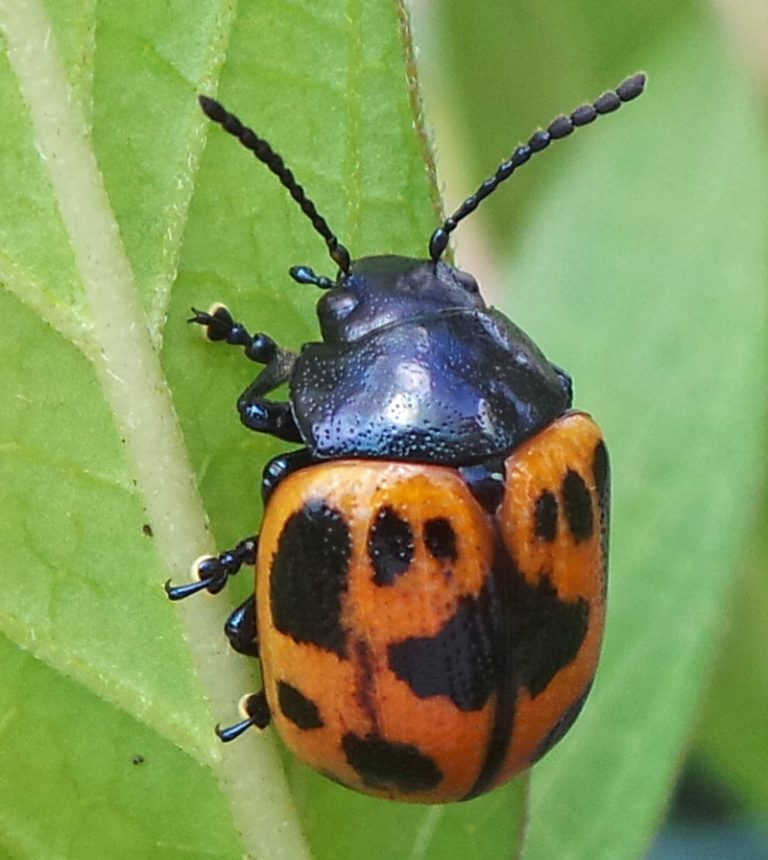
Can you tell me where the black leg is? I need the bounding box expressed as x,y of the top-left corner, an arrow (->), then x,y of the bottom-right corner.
262,448 -> 315,503
216,691 -> 271,741
165,535 -> 258,600
224,594 -> 259,657
237,392 -> 303,441
190,305 -> 283,364
191,304 -> 303,443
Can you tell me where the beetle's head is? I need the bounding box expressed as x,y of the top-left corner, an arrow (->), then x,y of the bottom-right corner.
311,255 -> 485,343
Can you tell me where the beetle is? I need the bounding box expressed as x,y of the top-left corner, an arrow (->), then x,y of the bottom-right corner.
167,73 -> 645,802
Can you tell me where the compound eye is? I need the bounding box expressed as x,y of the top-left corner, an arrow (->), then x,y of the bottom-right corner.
323,291 -> 358,320
453,269 -> 480,294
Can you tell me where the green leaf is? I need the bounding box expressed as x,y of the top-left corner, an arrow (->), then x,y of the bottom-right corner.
0,631 -> 241,860
0,1 -> 527,858
12,0 -> 764,857
284,770 -> 525,860
694,519 -> 768,815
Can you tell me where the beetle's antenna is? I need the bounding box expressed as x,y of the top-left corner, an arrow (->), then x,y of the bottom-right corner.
199,96 -> 351,275
429,73 -> 646,262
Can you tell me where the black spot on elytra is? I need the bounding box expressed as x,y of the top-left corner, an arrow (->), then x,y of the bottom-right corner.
593,440 -> 609,504
505,571 -> 590,698
277,681 -> 324,730
424,518 -> 458,562
463,536 -> 591,799
368,506 -> 414,586
388,537 -> 589,719
593,440 -> 611,597
270,500 -> 350,656
388,585 -> 499,712
530,682 -> 593,764
534,490 -> 558,542
342,733 -> 443,793
562,470 -> 594,542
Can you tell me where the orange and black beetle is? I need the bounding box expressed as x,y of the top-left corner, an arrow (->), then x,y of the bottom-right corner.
167,73 -> 645,802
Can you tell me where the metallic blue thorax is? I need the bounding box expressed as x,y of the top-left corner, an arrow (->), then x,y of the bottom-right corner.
289,256 -> 572,464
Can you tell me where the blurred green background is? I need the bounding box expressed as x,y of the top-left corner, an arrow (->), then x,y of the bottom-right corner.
0,1 -> 766,858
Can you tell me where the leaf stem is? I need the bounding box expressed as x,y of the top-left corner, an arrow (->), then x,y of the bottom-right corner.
0,1 -> 313,857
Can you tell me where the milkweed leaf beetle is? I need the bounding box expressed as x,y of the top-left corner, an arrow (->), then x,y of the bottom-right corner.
167,73 -> 646,802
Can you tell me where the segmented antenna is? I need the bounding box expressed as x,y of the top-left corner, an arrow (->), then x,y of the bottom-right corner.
429,73 -> 647,262
199,96 -> 351,274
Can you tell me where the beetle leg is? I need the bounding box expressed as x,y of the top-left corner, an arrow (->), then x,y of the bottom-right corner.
261,448 -> 315,503
165,535 -> 258,600
224,593 -> 259,657
216,691 -> 271,741
236,390 -> 302,441
189,305 -> 294,366
191,304 -> 302,442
